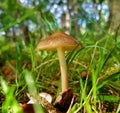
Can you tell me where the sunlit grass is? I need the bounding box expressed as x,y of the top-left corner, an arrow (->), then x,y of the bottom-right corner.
0,77 -> 22,113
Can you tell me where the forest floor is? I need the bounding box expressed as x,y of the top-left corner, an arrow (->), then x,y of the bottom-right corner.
0,35 -> 120,113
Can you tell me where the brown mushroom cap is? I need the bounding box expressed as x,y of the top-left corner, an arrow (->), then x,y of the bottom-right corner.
37,31 -> 80,51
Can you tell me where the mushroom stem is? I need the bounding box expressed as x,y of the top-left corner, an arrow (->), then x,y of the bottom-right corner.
57,47 -> 69,92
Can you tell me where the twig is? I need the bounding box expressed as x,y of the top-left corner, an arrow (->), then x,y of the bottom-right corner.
66,95 -> 75,113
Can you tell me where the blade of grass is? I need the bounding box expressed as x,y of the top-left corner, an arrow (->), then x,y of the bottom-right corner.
0,6 -> 39,32
74,78 -> 92,113
66,44 -> 83,67
116,103 -> 120,113
98,95 -> 119,103
24,70 -> 45,113
98,71 -> 120,89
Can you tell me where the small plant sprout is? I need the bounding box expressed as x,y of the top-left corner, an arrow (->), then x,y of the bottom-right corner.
36,31 -> 82,92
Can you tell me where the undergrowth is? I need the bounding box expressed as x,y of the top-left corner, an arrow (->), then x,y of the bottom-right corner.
0,31 -> 120,113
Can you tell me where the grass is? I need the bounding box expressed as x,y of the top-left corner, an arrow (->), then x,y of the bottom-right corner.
0,30 -> 120,113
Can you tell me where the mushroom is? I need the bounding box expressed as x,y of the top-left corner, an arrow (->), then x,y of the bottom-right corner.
36,31 -> 81,92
